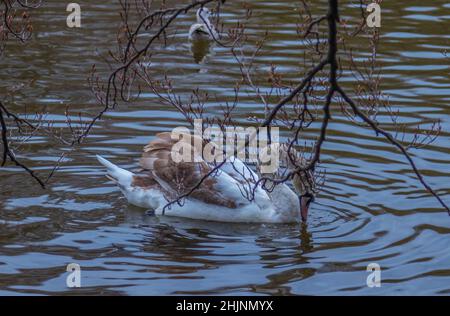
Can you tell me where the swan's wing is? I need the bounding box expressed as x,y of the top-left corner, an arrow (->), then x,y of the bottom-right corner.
220,156 -> 258,183
139,132 -> 256,209
220,156 -> 273,209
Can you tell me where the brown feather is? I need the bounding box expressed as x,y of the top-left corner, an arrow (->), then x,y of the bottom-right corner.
139,133 -> 237,209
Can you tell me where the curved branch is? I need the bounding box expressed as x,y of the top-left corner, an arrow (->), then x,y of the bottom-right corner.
336,85 -> 450,214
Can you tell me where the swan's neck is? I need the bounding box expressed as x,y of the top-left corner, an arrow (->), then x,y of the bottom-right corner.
197,12 -> 211,27
267,184 -> 300,222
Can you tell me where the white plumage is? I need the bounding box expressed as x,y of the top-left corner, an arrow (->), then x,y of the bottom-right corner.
188,7 -> 218,41
96,133 -> 313,223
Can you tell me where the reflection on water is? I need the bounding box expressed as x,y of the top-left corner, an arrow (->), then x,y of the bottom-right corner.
0,0 -> 449,295
191,40 -> 212,64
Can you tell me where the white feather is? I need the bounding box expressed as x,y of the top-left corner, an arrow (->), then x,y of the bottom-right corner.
188,7 -> 218,41
96,155 -> 133,185
96,155 -> 164,209
97,154 -> 300,223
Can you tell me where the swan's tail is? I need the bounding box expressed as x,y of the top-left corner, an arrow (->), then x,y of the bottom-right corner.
96,155 -> 134,188
96,155 -> 159,210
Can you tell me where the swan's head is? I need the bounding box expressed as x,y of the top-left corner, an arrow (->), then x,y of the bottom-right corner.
196,7 -> 212,23
292,171 -> 316,222
259,143 -> 317,222
279,144 -> 317,222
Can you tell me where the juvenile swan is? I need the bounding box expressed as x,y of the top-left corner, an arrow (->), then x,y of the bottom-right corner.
97,133 -> 316,223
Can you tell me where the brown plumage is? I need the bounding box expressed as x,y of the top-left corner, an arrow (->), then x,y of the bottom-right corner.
135,132 -> 237,209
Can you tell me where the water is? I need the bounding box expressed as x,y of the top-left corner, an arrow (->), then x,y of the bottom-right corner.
0,0 -> 449,295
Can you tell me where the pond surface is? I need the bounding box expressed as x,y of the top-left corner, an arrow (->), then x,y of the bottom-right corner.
0,0 -> 449,295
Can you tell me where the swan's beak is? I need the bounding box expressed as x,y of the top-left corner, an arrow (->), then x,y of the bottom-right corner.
300,196 -> 310,222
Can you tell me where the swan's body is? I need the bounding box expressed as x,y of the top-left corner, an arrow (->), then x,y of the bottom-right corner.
96,132 -> 306,223
189,7 -> 218,41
